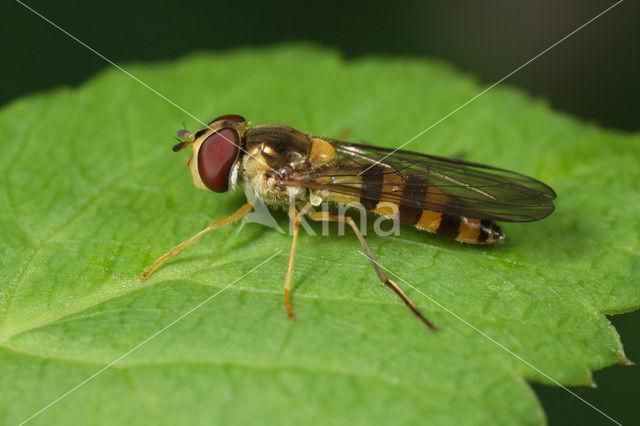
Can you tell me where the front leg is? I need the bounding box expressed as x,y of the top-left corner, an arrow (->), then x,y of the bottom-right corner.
140,203 -> 253,281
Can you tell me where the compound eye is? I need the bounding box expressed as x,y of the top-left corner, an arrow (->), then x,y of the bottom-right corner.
197,128 -> 240,192
209,114 -> 245,124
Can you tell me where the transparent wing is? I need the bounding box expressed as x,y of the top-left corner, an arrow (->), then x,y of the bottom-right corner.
285,140 -> 556,222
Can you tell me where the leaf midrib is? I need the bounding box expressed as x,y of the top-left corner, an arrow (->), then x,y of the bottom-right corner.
0,339 -> 521,408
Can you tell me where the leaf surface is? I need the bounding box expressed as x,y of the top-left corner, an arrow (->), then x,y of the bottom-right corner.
1,45 -> 638,425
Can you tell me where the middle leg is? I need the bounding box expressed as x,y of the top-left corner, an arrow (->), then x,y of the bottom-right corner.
283,205 -> 301,320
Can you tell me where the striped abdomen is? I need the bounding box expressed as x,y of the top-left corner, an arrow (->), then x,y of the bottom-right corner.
359,165 -> 504,244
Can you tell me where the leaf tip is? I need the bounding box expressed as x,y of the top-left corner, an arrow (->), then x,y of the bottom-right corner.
618,356 -> 634,366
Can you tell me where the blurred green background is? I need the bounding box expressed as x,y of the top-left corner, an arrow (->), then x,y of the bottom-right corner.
3,0 -> 638,424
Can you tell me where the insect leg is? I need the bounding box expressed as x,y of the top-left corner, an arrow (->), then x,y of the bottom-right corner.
140,203 -> 253,281
308,211 -> 437,331
283,205 -> 301,320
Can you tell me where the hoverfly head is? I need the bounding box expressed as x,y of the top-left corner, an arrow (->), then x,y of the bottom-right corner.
183,114 -> 247,193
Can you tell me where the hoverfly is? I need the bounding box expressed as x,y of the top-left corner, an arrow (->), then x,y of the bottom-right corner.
140,114 -> 556,330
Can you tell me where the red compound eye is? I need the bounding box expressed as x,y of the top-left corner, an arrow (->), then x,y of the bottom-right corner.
209,114 -> 245,124
197,128 -> 240,192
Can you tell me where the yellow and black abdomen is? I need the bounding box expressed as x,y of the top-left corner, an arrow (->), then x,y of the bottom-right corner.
360,165 -> 504,245
411,211 -> 504,244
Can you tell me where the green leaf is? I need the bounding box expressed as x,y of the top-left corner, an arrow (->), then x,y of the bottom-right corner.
1,45 -> 638,425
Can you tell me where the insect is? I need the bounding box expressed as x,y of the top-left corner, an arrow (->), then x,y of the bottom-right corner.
140,114 -> 556,330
